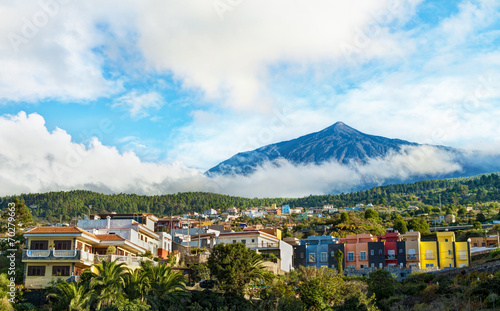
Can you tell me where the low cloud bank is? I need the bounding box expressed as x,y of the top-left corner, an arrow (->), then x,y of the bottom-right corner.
1,112 -> 497,198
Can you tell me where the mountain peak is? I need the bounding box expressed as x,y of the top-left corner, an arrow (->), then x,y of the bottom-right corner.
206,122 -> 420,176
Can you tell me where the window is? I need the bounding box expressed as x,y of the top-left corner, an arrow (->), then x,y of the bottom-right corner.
252,239 -> 255,243
233,240 -> 237,243
30,240 -> 48,250
379,263 -> 383,268
448,250 -> 451,255
426,263 -> 434,268
331,251 -> 335,257
399,248 -> 403,254
321,252 -> 327,262
408,249 -> 416,259
348,265 -> 355,268
459,250 -> 467,260
445,239 -> 449,242
52,266 -> 70,276
360,251 -> 367,261
309,253 -> 316,263
347,252 -> 354,261
425,250 -> 433,259
300,252 -> 304,258
370,249 -> 374,256
242,240 -> 246,244
27,266 -> 45,276
378,249 -> 383,255
371,263 -> 374,267
54,240 -> 71,250
388,250 -> 395,259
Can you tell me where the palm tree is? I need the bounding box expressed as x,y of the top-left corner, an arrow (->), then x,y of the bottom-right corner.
90,259 -> 128,309
247,252 -> 271,286
123,267 -> 148,301
143,263 -> 188,311
48,282 -> 91,311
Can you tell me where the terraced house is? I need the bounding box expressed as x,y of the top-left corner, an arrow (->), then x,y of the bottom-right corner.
294,231 -> 471,274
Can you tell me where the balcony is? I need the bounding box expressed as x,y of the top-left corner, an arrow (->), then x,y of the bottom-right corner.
94,255 -> 156,267
23,250 -> 154,267
23,250 -> 94,265
407,254 -> 418,260
386,255 -> 396,260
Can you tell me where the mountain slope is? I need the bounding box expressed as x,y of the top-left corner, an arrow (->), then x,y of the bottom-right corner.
207,122 -> 423,175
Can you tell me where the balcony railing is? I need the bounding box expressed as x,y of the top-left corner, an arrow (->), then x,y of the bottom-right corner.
23,249 -> 94,264
23,250 -> 155,267
53,250 -> 77,257
95,255 -> 156,266
386,255 -> 396,260
407,254 -> 417,260
25,250 -> 50,257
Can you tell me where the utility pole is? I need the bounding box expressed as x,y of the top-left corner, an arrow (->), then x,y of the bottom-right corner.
439,194 -> 442,211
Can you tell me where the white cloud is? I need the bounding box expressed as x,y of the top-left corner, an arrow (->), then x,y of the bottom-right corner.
0,1 -> 134,102
0,112 -> 480,198
136,0 -> 421,111
113,91 -> 164,118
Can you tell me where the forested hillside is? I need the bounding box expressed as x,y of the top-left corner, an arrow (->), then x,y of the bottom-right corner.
1,173 -> 499,223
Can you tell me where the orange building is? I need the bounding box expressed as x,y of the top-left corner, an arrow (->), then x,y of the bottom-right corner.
339,234 -> 376,269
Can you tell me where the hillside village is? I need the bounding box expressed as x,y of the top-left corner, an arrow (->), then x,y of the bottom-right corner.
17,201 -> 500,287
3,182 -> 500,310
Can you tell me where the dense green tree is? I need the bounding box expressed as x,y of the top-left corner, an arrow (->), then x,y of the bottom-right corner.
408,219 -> 430,234
207,243 -> 266,294
368,269 -> 396,302
364,209 -> 379,221
393,217 -> 408,234
340,212 -> 349,223
476,213 -> 486,223
188,262 -> 210,283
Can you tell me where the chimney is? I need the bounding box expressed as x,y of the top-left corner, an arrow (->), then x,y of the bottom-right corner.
106,216 -> 111,229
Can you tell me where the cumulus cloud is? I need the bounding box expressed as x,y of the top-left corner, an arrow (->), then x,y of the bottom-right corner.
135,0 -> 422,110
1,112 -> 485,198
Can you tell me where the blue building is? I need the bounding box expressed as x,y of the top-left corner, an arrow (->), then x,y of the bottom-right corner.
281,205 -> 290,214
294,235 -> 338,269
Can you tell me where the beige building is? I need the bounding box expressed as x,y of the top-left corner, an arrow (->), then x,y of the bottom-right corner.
402,231 -> 421,268
22,226 -> 155,289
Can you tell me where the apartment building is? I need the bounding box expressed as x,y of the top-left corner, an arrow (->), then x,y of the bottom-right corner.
293,236 -> 338,269
340,234 -> 375,269
78,213 -> 161,256
402,231 -> 421,268
216,230 -> 293,273
22,227 -> 153,289
377,229 -> 406,268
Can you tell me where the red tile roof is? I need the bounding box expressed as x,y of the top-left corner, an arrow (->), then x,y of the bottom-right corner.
25,227 -> 98,239
95,234 -> 126,241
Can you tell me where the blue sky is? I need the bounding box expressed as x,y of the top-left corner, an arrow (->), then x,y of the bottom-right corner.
1,0 -> 500,197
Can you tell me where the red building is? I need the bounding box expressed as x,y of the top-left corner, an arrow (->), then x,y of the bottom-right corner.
377,228 -> 406,267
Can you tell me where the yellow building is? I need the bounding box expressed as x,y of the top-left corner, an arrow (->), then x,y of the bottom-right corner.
418,232 -> 470,270
437,232 -> 455,269
420,241 -> 439,269
23,227 -> 153,289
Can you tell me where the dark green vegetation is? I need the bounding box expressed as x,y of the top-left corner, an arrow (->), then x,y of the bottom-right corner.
1,173 -> 499,223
